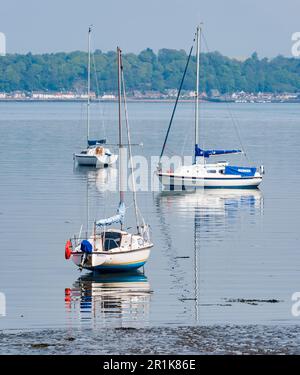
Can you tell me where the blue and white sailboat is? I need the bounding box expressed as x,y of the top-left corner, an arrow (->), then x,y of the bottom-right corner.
157,26 -> 264,189
74,26 -> 117,168
66,47 -> 153,272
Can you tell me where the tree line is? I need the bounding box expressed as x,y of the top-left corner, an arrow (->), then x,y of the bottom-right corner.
0,49 -> 300,94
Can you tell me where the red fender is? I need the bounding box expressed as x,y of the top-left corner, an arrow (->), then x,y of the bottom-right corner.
65,240 -> 72,260
65,288 -> 71,303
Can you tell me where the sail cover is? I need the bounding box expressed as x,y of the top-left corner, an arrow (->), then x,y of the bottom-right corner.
224,166 -> 256,177
95,202 -> 125,228
88,139 -> 106,146
195,144 -> 241,158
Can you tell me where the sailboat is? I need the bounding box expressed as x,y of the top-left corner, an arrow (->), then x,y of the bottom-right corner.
157,25 -> 264,189
74,26 -> 118,167
66,47 -> 153,272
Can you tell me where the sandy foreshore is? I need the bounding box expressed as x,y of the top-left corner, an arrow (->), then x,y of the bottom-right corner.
1,325 -> 300,355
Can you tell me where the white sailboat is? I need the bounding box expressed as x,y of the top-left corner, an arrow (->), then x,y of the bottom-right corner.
157,26 -> 264,189
74,26 -> 118,168
66,47 -> 153,272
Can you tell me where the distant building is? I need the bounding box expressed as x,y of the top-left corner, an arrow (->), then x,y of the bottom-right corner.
101,94 -> 116,100
12,91 -> 26,99
166,89 -> 178,98
209,89 -> 220,98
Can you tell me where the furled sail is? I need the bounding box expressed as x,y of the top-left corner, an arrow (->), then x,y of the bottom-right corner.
195,144 -> 241,158
95,202 -> 125,228
88,139 -> 106,146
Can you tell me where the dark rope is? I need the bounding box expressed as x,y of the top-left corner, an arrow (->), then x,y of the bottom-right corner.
159,37 -> 196,162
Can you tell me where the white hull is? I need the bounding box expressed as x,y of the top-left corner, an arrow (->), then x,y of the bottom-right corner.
72,247 -> 151,272
158,172 -> 262,188
157,162 -> 263,189
75,153 -> 118,167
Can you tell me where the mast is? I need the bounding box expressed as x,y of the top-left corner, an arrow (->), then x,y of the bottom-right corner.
117,47 -> 124,208
158,42 -> 195,164
194,25 -> 201,163
87,26 -> 92,146
120,53 -> 140,233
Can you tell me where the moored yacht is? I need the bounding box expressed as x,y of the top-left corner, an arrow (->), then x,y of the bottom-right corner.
157,25 -> 264,189
158,161 -> 263,189
74,26 -> 117,168
66,47 -> 153,272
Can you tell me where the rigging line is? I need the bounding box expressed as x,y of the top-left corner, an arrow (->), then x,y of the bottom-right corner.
79,102 -> 85,143
91,49 -> 107,140
136,205 -> 146,227
120,54 -> 141,233
159,33 -> 196,163
165,144 -> 179,157
201,31 -> 250,162
181,122 -> 193,156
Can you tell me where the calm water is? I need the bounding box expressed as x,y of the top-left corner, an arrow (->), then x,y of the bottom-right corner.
1,101 -> 300,331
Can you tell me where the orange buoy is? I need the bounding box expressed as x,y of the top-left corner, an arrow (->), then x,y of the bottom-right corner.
65,239 -> 72,260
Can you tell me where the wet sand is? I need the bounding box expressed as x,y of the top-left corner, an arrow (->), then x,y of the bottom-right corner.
1,325 -> 300,355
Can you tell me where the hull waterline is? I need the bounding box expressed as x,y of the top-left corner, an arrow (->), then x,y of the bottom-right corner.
75,153 -> 118,167
71,246 -> 152,273
158,172 -> 262,189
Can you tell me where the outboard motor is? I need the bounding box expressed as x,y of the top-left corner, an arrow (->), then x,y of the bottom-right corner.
80,240 -> 93,254
260,165 -> 265,175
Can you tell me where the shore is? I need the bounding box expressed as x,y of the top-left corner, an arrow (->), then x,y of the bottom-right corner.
1,325 -> 300,355
1,98 -> 300,104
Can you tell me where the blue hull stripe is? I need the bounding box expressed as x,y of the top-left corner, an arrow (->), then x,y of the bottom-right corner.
201,185 -> 259,189
88,261 -> 146,272
159,174 -> 261,181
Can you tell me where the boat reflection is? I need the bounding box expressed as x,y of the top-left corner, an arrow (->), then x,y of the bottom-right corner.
157,188 -> 263,220
155,188 -> 263,324
74,166 -> 118,193
65,271 -> 151,328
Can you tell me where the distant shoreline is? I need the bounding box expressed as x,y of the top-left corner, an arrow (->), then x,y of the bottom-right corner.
0,98 -> 300,104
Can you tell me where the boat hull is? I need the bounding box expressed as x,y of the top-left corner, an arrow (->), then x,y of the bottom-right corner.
71,247 -> 152,273
75,153 -> 118,167
158,172 -> 262,189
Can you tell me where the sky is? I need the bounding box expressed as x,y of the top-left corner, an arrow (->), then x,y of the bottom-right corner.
0,0 -> 299,58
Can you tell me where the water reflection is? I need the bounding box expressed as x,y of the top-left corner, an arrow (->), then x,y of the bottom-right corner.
74,166 -> 118,193
157,188 -> 263,216
65,271 -> 151,328
155,188 -> 264,324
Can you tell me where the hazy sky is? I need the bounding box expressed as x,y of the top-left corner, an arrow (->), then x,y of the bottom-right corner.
0,0 -> 299,57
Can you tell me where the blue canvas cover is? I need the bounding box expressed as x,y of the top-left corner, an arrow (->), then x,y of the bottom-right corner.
224,166 -> 256,177
81,240 -> 93,254
195,144 -> 241,158
88,139 -> 106,146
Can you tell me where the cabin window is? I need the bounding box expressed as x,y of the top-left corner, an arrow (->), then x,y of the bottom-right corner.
207,170 -> 216,173
103,232 -> 122,251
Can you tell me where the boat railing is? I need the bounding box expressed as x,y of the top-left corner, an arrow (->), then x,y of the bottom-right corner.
70,235 -> 122,252
71,234 -> 102,248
